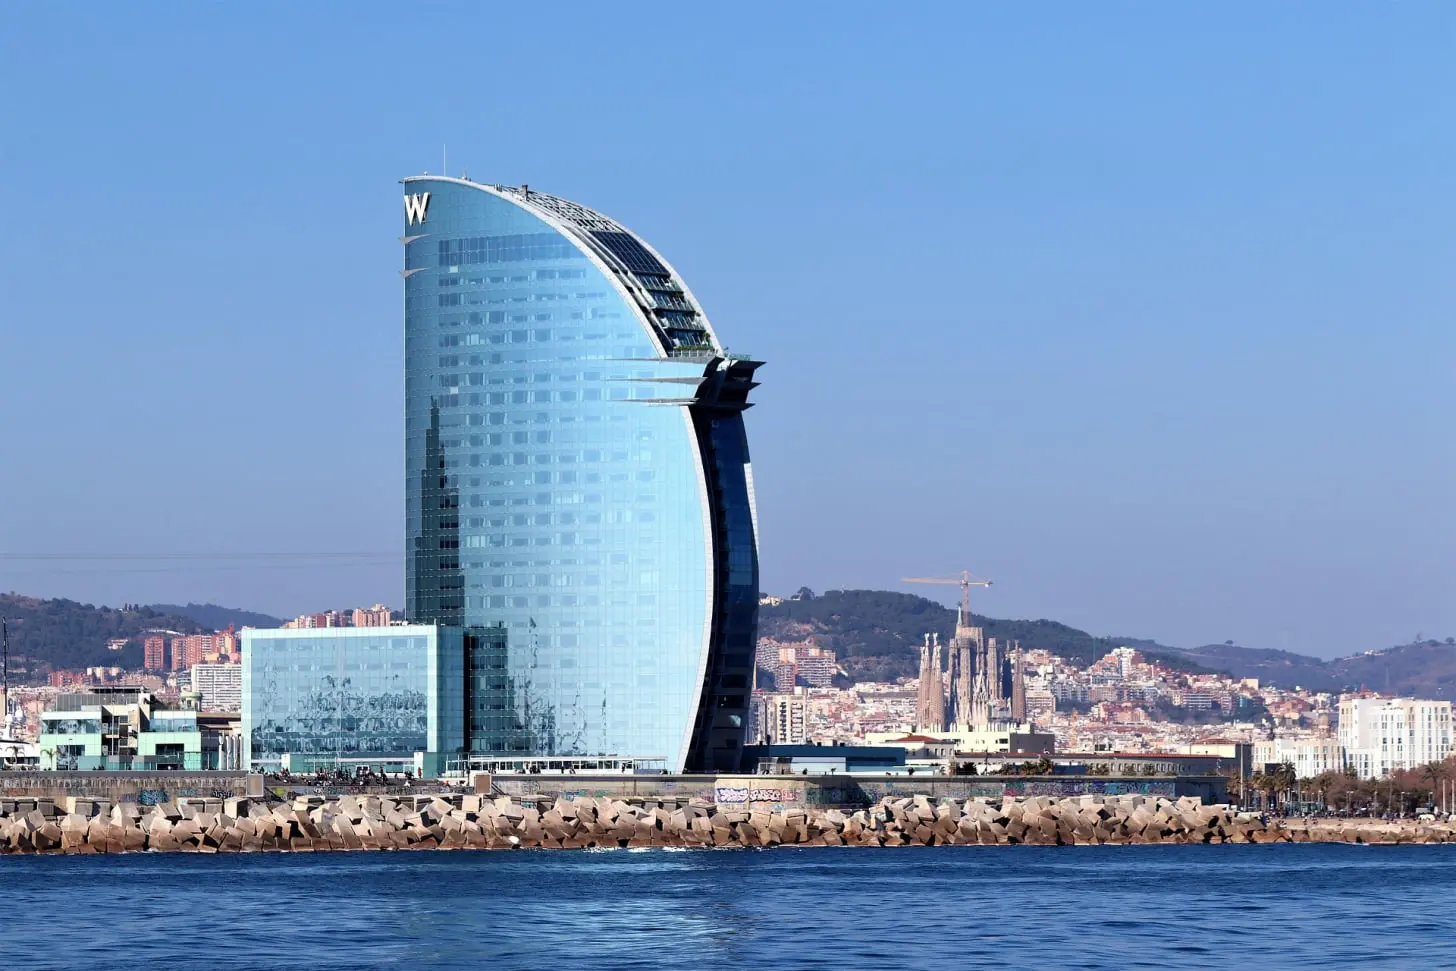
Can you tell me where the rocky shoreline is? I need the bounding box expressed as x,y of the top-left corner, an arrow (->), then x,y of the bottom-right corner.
0,792 -> 1452,854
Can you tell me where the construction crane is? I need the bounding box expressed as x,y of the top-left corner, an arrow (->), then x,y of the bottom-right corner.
901,570 -> 993,619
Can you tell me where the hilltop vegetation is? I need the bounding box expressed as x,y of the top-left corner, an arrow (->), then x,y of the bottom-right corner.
1185,640 -> 1456,699
0,596 -> 287,678
0,595 -> 205,674
1178,644 -> 1341,691
148,602 -> 283,631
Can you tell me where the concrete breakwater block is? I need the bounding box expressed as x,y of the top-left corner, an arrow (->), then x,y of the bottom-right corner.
0,792 -> 1452,854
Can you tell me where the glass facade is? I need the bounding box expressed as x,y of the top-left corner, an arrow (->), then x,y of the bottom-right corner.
147,713 -> 198,733
242,626 -> 462,769
403,178 -> 761,772
38,700 -> 212,771
41,714 -> 102,736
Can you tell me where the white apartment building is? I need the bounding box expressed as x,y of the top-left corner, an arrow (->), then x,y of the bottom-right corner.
188,664 -> 242,712
1253,735 -> 1343,778
755,692 -> 808,745
1339,695 -> 1452,778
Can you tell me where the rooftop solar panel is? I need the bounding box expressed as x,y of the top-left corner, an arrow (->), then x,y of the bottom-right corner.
591,231 -> 669,276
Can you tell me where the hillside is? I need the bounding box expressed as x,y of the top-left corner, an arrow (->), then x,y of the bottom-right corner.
1178,644 -> 1343,692
0,595 -> 204,674
148,602 -> 283,631
760,589 -> 1456,700
759,589 -> 1200,683
1328,642 -> 1456,699
1169,641 -> 1456,700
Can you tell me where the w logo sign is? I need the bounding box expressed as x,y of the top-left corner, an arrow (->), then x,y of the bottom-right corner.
403,192 -> 431,226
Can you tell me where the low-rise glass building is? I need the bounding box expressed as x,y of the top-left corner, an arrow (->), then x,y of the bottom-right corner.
243,626 -> 442,772
138,711 -> 203,770
37,687 -> 217,770
243,624 -> 513,774
38,711 -> 104,770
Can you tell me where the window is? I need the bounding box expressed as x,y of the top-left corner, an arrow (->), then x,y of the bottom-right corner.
438,233 -> 579,266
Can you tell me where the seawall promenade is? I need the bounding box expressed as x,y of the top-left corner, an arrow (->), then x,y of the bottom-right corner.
0,792 -> 1451,853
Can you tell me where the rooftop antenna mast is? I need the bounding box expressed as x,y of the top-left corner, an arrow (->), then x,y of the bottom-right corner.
1,618 -> 8,721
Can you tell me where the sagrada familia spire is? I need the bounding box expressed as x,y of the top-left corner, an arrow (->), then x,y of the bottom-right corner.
948,600 -> 982,729
906,570 -> 1028,733
915,633 -> 945,732
1011,641 -> 1027,723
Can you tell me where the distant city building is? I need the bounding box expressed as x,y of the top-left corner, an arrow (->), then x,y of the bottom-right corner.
143,635 -> 167,672
283,611 -> 349,629
352,604 -> 392,628
755,692 -> 808,745
184,634 -> 210,668
166,631 -> 240,673
189,664 -> 242,712
1175,691 -> 1215,710
728,644 -> 1441,778
1339,695 -> 1453,778
169,637 -> 189,673
792,647 -> 836,687
1050,680 -> 1088,704
213,630 -> 239,659
1025,688 -> 1057,724
867,726 -> 1053,756
756,639 -> 837,689
281,606 -> 396,630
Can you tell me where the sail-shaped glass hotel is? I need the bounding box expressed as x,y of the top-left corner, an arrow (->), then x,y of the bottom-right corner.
402,178 -> 760,773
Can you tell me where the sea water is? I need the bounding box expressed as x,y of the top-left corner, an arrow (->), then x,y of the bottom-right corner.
2,844 -> 1451,970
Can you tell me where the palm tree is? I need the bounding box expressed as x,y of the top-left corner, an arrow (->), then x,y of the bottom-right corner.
1420,761 -> 1446,810
1271,762 -> 1297,812
1253,772 -> 1271,810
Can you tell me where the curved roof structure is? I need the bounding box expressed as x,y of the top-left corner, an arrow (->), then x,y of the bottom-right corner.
402,177 -> 721,358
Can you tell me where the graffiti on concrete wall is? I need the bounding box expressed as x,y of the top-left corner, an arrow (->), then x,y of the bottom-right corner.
135,788 -> 237,805
0,772 -> 247,802
714,785 -> 808,808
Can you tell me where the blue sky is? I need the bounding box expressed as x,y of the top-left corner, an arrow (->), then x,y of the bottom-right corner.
1,3 -> 1451,658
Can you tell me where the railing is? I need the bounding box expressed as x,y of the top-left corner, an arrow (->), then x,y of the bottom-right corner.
442,754 -> 668,777
41,755 -> 204,772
